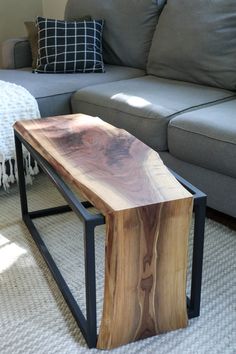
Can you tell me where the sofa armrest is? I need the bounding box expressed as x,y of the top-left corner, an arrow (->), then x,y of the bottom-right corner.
1,38 -> 32,69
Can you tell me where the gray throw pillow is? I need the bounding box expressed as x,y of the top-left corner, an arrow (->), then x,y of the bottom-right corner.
65,0 -> 165,69
24,21 -> 38,69
147,0 -> 236,91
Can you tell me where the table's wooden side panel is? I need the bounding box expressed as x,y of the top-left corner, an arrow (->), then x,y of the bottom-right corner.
97,197 -> 193,349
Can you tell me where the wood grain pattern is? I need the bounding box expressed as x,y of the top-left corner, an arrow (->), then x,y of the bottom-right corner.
14,114 -> 193,349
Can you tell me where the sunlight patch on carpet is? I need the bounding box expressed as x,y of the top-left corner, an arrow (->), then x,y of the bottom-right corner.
0,235 -> 27,272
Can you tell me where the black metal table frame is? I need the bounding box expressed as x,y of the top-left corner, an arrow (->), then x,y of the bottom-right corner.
14,131 -> 206,348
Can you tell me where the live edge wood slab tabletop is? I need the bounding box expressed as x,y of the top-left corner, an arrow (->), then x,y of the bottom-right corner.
14,114 -> 193,349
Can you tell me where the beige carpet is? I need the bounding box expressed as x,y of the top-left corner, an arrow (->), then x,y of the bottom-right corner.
0,174 -> 235,354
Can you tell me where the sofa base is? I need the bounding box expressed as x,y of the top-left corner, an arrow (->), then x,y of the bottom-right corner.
160,152 -> 236,219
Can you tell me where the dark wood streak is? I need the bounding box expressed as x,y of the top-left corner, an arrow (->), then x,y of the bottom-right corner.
141,205 -> 160,270
138,274 -> 156,339
134,204 -> 162,340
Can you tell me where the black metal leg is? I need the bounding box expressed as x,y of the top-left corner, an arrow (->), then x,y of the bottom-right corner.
84,222 -> 97,348
188,196 -> 206,318
169,169 -> 207,319
13,131 -> 106,348
14,133 -> 28,216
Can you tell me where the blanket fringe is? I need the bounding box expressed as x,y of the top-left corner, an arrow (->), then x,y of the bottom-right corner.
0,152 -> 39,191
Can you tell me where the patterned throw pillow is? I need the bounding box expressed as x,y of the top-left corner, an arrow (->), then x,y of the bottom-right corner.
25,16 -> 92,70
35,17 -> 105,73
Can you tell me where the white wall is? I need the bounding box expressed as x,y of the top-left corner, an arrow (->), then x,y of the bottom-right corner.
0,0 -> 43,42
42,0 -> 67,19
0,0 -> 67,46
0,0 -> 67,67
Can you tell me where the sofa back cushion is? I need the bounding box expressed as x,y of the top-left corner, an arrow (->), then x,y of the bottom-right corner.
65,0 -> 164,69
147,0 -> 236,91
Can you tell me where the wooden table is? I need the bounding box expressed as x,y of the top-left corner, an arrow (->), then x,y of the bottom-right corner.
14,114 -> 193,349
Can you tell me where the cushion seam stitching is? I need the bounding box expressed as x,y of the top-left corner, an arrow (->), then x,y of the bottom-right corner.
169,125 -> 236,146
73,94 -> 236,121
72,98 -> 173,121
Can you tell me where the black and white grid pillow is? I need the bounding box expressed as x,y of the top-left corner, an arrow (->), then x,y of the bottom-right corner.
35,17 -> 105,73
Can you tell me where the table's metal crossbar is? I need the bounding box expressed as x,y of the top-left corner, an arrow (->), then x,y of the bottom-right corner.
14,131 -> 206,348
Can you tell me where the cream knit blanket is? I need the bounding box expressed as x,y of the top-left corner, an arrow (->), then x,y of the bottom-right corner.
0,80 -> 41,189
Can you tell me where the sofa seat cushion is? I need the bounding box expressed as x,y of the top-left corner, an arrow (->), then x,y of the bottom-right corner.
71,76 -> 234,151
168,99 -> 236,178
0,65 -> 145,117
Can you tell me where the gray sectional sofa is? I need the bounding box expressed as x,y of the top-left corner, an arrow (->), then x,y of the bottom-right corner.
1,0 -> 236,218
